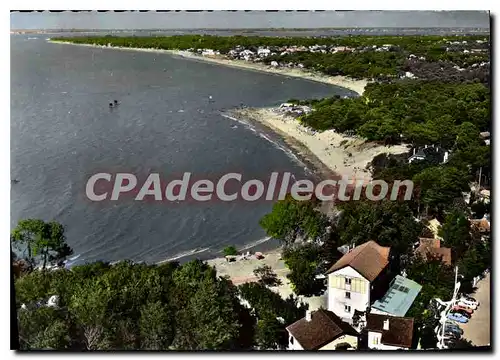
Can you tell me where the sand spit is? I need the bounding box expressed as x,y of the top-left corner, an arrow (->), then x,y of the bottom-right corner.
48,40 -> 368,96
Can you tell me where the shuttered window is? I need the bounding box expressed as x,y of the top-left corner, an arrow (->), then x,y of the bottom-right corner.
351,278 -> 366,294
330,276 -> 366,293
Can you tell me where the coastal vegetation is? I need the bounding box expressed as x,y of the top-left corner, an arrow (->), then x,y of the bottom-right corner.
259,194 -> 328,247
11,219 -> 73,271
253,265 -> 282,287
14,231 -> 308,350
293,81 -> 490,143
223,245 -> 238,257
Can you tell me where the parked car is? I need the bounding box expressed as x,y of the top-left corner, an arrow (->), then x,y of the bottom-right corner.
457,301 -> 477,310
452,305 -> 474,314
451,310 -> 471,319
458,297 -> 479,308
447,313 -> 469,323
444,331 -> 461,338
444,325 -> 463,336
444,339 -> 457,348
461,295 -> 477,303
438,330 -> 459,340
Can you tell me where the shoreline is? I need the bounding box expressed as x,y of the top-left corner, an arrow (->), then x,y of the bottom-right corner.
222,111 -> 338,181
48,40 -> 368,96
228,107 -> 410,183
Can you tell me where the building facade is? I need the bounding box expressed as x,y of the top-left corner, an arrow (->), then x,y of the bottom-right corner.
325,241 -> 392,323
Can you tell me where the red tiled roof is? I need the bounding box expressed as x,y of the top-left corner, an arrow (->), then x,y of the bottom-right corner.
286,309 -> 358,350
325,241 -> 390,281
415,238 -> 451,265
471,218 -> 490,233
365,314 -> 414,349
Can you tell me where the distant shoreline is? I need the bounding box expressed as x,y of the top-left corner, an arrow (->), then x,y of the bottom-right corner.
48,40 -> 368,96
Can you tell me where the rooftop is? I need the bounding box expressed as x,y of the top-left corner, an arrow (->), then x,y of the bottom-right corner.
426,219 -> 443,240
286,309 -> 358,350
471,217 -> 490,233
479,131 -> 490,139
326,240 -> 390,282
371,275 -> 422,317
365,314 -> 415,349
415,237 -> 452,266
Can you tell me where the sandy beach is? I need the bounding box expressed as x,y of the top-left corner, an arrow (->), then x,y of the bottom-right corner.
206,250 -> 327,311
230,107 -> 410,183
48,40 -> 368,96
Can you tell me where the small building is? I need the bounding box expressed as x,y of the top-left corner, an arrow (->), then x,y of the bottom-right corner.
365,314 -> 415,350
426,219 -> 443,240
414,238 -> 452,266
470,217 -> 490,235
371,275 -> 422,317
479,131 -> 490,139
479,132 -> 490,145
408,145 -> 449,164
325,241 -> 391,323
478,189 -> 491,204
286,309 -> 358,350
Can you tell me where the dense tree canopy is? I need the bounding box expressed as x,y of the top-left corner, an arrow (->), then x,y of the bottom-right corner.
11,219 -> 73,270
282,243 -> 325,296
15,258 -> 307,350
259,195 -> 328,246
297,81 -> 489,144
334,199 -> 422,255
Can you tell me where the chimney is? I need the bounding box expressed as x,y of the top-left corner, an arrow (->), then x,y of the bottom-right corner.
383,319 -> 389,330
305,310 -> 312,322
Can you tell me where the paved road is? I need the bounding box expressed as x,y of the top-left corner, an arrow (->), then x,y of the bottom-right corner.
460,272 -> 490,346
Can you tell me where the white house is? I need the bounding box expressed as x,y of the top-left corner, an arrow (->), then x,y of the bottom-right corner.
408,145 -> 449,164
365,313 -> 415,350
286,309 -> 358,351
325,241 -> 391,323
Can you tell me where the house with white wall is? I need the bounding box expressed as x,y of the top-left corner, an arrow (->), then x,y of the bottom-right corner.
365,313 -> 415,350
286,309 -> 358,350
325,241 -> 391,323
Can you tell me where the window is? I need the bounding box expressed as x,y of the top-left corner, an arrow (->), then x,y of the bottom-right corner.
345,278 -> 352,285
372,335 -> 379,345
345,305 -> 351,313
345,291 -> 351,299
290,336 -> 294,345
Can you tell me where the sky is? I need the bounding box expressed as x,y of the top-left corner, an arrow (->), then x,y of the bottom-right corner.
10,10 -> 490,30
